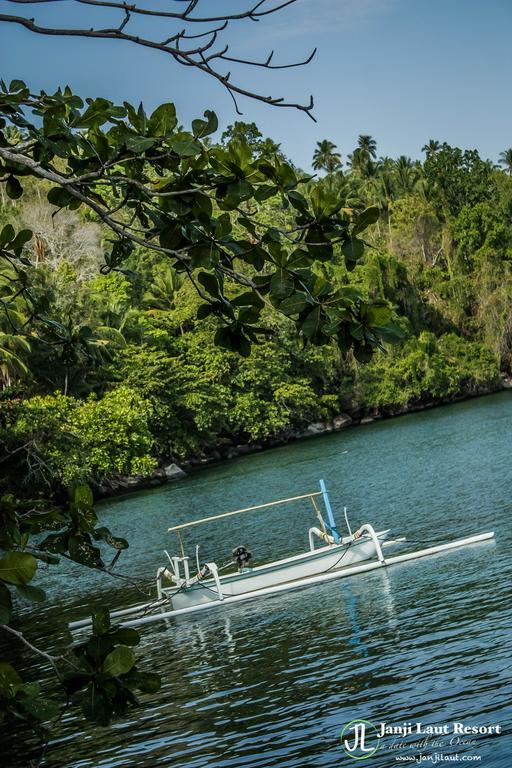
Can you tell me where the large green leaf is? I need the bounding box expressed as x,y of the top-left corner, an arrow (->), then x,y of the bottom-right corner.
341,237 -> 364,266
124,135 -> 156,153
304,227 -> 333,260
15,584 -> 46,603
191,110 -> 218,138
47,187 -> 75,209
0,223 -> 15,248
86,635 -> 115,660
270,269 -> 294,299
0,662 -> 22,699
40,532 -> 69,554
301,307 -> 322,339
353,343 -> 374,363
102,646 -> 135,677
189,243 -> 216,269
148,103 -> 177,137
231,291 -> 264,308
68,535 -> 103,568
222,180 -> 253,209
376,320 -> 408,343
73,484 -> 93,510
92,607 -> 111,636
0,551 -> 37,585
10,228 -> 33,250
91,527 -> 128,550
108,627 -> 140,647
279,294 -> 309,316
287,190 -> 309,214
80,683 -> 111,726
18,694 -> 60,722
198,271 -> 220,298
352,205 -> 380,235
6,175 -> 23,199
169,135 -> 202,156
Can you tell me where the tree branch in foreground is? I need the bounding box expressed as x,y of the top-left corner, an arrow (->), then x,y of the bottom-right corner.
0,0 -> 316,119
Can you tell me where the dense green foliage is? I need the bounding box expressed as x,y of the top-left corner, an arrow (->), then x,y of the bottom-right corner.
2,121 -> 508,486
8,387 -> 155,486
0,90 -> 510,751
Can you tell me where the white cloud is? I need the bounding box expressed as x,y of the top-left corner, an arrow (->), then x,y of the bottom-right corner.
262,0 -> 398,40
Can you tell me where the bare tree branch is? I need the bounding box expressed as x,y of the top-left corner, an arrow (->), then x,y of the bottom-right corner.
0,0 -> 316,120
0,145 -> 195,262
1,623 -> 64,676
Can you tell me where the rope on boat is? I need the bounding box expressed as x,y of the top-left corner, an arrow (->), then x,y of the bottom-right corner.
310,495 -> 327,536
323,542 -> 353,573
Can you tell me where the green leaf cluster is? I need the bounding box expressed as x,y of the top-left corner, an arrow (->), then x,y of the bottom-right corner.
64,608 -> 160,726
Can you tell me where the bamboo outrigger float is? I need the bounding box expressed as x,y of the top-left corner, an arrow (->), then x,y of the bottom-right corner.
69,480 -> 495,632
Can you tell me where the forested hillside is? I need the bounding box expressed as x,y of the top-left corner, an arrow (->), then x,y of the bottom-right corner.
2,123 -> 511,496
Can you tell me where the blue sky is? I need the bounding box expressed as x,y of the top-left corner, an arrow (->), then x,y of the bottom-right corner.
0,0 -> 511,170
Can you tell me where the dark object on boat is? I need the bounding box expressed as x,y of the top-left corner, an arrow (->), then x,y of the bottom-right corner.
232,545 -> 252,570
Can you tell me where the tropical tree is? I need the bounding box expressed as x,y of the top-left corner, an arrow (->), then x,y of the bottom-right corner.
367,168 -> 395,240
357,134 -> 377,160
221,121 -> 264,147
0,331 -> 31,387
31,315 -> 127,395
394,156 -> 421,196
499,148 -> 512,175
423,143 -> 498,218
348,136 -> 378,180
1,86 -> 397,362
312,139 -> 342,174
422,139 -> 441,154
143,266 -> 185,313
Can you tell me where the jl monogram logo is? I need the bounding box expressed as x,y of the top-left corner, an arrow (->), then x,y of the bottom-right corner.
340,720 -> 381,759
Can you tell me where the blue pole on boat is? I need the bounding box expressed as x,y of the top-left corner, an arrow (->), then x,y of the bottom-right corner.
319,479 -> 341,543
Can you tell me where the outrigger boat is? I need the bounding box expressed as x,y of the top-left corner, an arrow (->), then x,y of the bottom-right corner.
157,479 -> 392,611
69,480 -> 495,632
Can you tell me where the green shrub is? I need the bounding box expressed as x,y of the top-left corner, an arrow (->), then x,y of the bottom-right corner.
10,386 -> 155,487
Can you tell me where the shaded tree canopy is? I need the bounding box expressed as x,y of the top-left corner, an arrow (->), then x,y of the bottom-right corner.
423,143 -> 498,219
0,82 -> 402,360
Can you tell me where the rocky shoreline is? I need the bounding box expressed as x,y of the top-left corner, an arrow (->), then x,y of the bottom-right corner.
93,375 -> 512,500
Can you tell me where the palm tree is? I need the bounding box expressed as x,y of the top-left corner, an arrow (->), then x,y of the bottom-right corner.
376,156 -> 395,173
422,139 -> 441,154
498,148 -> 512,175
357,135 -> 377,160
143,266 -> 184,312
258,137 -> 283,162
393,156 -> 420,197
348,136 -> 377,181
368,167 -> 396,242
0,332 -> 31,388
312,140 -> 342,174
53,319 -> 126,394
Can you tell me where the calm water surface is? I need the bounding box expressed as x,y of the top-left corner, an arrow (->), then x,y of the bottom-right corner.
6,394 -> 512,767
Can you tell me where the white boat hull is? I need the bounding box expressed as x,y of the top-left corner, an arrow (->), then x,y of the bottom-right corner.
167,531 -> 390,610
